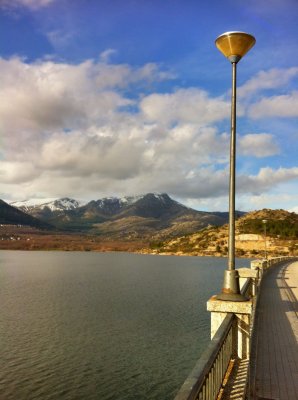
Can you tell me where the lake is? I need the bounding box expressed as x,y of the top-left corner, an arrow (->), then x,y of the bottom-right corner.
0,251 -> 252,400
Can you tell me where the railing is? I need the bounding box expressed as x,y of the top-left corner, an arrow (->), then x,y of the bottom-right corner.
174,278 -> 255,400
173,256 -> 296,400
240,276 -> 253,298
174,313 -> 234,400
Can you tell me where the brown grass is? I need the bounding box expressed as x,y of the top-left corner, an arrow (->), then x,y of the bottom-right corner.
0,225 -> 146,252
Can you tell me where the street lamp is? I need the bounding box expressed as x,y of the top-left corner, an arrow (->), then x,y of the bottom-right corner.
215,32 -> 256,301
262,219 -> 267,259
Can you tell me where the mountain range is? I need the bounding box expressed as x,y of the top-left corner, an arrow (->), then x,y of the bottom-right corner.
4,193 -> 244,240
0,199 -> 53,230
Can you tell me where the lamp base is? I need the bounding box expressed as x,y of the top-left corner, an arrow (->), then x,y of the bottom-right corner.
216,292 -> 248,302
215,269 -> 248,302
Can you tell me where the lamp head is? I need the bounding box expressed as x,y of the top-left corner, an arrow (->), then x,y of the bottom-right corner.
215,31 -> 256,63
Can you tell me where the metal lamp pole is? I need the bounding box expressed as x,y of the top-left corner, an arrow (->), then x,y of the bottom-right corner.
215,32 -> 256,301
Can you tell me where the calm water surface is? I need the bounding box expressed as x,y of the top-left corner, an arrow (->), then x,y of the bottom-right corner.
0,251 -> 251,400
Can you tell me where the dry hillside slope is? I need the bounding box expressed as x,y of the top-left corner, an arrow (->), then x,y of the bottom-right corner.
143,209 -> 298,258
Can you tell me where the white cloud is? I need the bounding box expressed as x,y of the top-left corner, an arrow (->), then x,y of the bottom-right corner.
173,168 -> 298,211
38,128 -> 146,180
238,67 -> 298,98
248,91 -> 298,118
236,193 -> 298,213
0,0 -> 55,10
0,56 -> 296,211
0,161 -> 40,183
99,49 -> 117,63
46,30 -> 75,49
238,167 -> 298,194
0,57 -> 173,151
140,89 -> 230,125
21,0 -> 54,8
238,133 -> 279,157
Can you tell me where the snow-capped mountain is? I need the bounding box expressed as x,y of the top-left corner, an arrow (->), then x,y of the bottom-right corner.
90,193 -> 186,213
90,195 -> 143,211
8,193 -> 233,237
11,198 -> 83,213
0,200 -> 53,230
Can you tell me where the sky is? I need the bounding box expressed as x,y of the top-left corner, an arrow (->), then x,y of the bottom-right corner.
0,0 -> 298,212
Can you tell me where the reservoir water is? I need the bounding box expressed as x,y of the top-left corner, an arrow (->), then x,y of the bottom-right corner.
0,251 -> 252,400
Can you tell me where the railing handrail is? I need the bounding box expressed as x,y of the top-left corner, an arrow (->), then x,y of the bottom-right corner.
241,277 -> 252,296
173,256 -> 297,400
174,313 -> 234,400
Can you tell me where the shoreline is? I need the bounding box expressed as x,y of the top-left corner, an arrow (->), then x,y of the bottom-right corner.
0,246 -> 259,259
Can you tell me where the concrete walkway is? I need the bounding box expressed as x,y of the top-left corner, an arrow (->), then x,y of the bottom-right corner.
250,261 -> 298,400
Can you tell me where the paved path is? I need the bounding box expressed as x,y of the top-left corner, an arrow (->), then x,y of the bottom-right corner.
250,260 -> 298,400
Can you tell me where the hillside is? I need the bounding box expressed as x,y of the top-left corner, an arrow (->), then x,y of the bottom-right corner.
238,209 -> 298,239
0,200 -> 53,230
11,193 -> 240,240
144,209 -> 298,258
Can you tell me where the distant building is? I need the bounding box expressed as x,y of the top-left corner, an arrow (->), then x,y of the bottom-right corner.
236,234 -> 263,241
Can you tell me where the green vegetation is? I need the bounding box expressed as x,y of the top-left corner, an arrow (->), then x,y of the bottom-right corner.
240,217 -> 298,239
149,241 -> 164,250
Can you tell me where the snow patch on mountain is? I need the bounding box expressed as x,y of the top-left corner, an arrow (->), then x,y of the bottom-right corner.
120,195 -> 144,205
11,198 -> 84,212
92,195 -> 147,209
50,198 -> 83,211
11,198 -> 57,208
